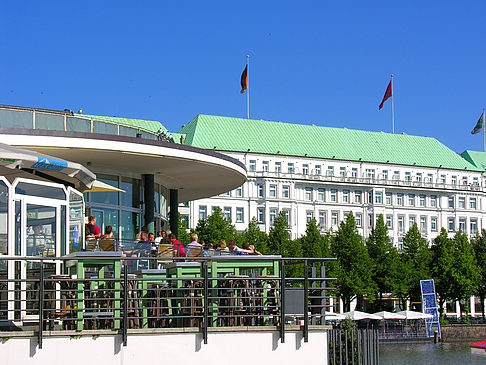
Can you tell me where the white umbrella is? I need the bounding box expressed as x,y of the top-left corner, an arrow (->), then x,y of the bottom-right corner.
373,311 -> 406,320
396,310 -> 434,319
324,312 -> 346,320
342,310 -> 382,320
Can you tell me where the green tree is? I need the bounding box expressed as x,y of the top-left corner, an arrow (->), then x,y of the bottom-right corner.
241,217 -> 269,254
366,215 -> 400,311
451,230 -> 479,318
268,211 -> 291,255
194,207 -> 237,245
268,211 -> 302,278
330,213 -> 376,311
301,218 -> 329,258
430,228 -> 455,316
402,223 -> 431,308
472,229 -> 486,320
177,213 -> 191,245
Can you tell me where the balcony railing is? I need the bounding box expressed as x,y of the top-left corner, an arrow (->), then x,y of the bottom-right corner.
0,256 -> 335,348
248,171 -> 483,192
0,105 -> 173,142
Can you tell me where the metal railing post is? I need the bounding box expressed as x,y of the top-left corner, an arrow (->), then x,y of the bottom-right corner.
123,266 -> 128,346
203,260 -> 208,344
280,259 -> 286,343
38,260 -> 44,349
303,259 -> 309,342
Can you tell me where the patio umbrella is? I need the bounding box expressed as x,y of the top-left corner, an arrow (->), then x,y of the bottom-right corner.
396,310 -> 434,319
373,311 -> 406,320
342,310 -> 382,320
324,312 -> 346,320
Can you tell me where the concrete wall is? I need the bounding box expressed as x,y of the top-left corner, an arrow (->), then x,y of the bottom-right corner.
0,328 -> 328,365
441,325 -> 486,342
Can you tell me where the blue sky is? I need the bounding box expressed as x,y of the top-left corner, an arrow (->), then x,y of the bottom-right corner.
1,1 -> 486,153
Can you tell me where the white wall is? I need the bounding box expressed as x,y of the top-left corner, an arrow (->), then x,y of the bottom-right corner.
0,330 -> 328,365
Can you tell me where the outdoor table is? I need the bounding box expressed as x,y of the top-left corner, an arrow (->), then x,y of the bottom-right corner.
64,251 -> 122,330
133,268 -> 167,327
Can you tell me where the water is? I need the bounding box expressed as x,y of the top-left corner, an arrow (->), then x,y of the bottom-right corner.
379,342 -> 486,364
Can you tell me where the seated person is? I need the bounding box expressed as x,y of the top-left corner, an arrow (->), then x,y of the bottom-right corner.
168,233 -> 185,257
242,241 -> 262,255
101,225 -> 115,240
85,215 -> 101,239
125,232 -> 151,257
186,233 -> 203,257
227,239 -> 254,255
217,239 -> 230,252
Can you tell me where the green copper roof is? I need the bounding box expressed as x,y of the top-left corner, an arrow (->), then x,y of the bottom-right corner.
461,150 -> 486,171
75,113 -> 165,134
178,115 -> 481,171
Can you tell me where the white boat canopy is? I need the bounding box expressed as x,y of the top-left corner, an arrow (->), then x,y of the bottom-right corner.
373,311 -> 407,320
396,310 -> 434,320
342,310 -> 382,320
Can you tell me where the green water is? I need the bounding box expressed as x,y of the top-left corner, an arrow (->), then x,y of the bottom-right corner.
379,342 -> 485,364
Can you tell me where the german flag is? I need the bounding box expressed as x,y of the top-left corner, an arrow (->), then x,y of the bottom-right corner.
240,65 -> 248,94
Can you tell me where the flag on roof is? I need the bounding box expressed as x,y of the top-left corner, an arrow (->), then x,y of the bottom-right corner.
240,65 -> 248,94
379,81 -> 392,110
471,110 -> 485,135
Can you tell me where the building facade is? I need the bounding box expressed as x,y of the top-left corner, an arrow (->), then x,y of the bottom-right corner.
178,115 -> 485,245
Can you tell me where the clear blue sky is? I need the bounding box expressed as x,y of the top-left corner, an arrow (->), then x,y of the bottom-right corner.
1,1 -> 486,154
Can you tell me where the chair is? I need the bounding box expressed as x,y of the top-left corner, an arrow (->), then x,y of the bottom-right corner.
85,239 -> 98,251
99,239 -> 117,252
157,243 -> 174,268
186,246 -> 202,258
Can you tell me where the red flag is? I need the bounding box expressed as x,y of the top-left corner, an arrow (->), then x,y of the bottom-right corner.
379,81 -> 392,110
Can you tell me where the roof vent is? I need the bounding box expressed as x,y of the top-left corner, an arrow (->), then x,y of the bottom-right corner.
312,124 -> 316,126
401,132 -> 406,135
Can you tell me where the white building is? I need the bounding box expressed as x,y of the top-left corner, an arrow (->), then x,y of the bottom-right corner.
178,115 -> 485,246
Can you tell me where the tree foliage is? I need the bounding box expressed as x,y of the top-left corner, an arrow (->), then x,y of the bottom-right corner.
241,217 -> 269,254
330,213 -> 376,311
194,207 -> 237,245
472,229 -> 486,320
366,215 -> 400,311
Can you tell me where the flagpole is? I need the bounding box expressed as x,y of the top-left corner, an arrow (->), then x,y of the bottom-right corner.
246,55 -> 250,119
391,74 -> 395,134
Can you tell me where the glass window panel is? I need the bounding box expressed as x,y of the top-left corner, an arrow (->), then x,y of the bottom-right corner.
0,109 -> 33,128
26,204 -> 56,257
90,174 -> 119,205
35,113 -> 64,131
69,191 -> 83,253
16,182 -> 66,200
119,126 -> 138,137
67,117 -> 91,132
94,121 -> 117,135
141,132 -> 156,140
120,211 -> 140,242
121,177 -> 141,208
0,181 -> 7,255
160,185 -> 168,217
154,183 -> 160,214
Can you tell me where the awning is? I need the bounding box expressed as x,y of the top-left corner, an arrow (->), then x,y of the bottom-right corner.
342,310 -> 382,320
82,180 -> 126,193
0,142 -> 96,190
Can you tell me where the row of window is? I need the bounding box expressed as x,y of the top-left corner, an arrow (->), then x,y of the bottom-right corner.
199,206 -> 245,223
247,160 -> 480,185
302,210 -> 479,235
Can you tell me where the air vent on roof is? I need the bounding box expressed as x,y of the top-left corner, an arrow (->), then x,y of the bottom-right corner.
401,132 -> 407,135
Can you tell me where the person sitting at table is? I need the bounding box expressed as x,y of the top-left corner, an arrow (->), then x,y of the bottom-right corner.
168,233 -> 185,257
101,225 -> 114,240
227,239 -> 253,255
242,241 -> 262,256
125,232 -> 151,257
186,233 -> 203,257
85,215 -> 101,239
218,239 -> 230,253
